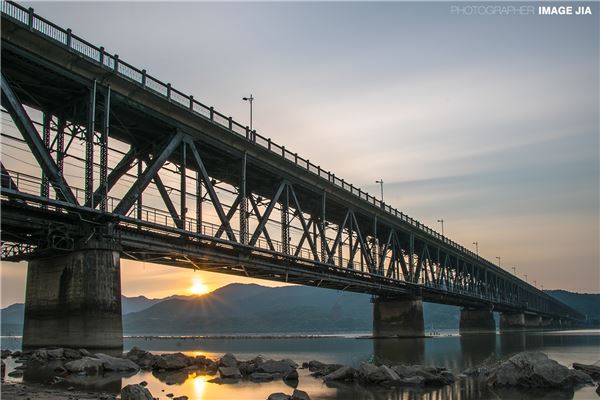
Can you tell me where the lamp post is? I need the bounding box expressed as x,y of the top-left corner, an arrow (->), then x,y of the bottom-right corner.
524,274 -> 528,283
495,256 -> 501,268
375,179 -> 384,202
437,219 -> 444,236
512,266 -> 516,275
472,241 -> 478,258
242,94 -> 254,131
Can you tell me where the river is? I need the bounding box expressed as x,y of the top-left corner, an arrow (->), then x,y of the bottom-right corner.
2,329 -> 599,400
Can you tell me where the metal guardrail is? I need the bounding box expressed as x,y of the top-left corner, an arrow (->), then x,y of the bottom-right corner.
0,1 -> 555,301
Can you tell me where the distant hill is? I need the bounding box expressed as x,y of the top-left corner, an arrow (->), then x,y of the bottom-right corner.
2,285 -> 597,335
545,290 -> 600,321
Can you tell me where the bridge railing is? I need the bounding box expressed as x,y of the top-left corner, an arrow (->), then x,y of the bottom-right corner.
0,1 -> 528,286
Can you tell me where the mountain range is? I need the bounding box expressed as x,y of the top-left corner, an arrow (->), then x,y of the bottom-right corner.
1,284 -> 598,335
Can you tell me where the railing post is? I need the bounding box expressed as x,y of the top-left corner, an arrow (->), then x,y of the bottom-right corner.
167,83 -> 172,100
28,7 -> 34,30
210,107 -> 214,120
113,54 -> 119,72
141,69 -> 147,88
228,117 -> 233,130
99,46 -> 105,65
268,138 -> 271,150
282,145 -> 285,157
245,126 -> 250,140
189,95 -> 194,110
66,28 -> 72,49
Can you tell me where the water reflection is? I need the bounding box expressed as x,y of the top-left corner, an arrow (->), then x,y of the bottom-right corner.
2,330 -> 598,400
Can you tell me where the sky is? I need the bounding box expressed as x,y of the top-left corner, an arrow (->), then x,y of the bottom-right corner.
1,2 -> 599,306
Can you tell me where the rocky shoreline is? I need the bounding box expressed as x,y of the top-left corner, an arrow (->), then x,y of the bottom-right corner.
1,348 -> 598,399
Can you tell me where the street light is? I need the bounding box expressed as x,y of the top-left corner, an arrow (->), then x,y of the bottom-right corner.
524,274 -> 528,282
375,179 -> 384,201
242,94 -> 254,131
512,266 -> 516,275
472,241 -> 479,257
495,256 -> 501,267
437,219 -> 444,236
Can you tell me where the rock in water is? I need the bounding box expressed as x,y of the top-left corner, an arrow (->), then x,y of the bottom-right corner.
121,384 -> 154,400
267,393 -> 291,400
573,363 -> 600,380
218,366 -> 243,379
487,351 -> 593,389
219,353 -> 238,368
323,365 -> 356,382
291,389 -> 311,400
1,349 -> 12,359
64,357 -> 104,374
94,353 -> 140,372
259,360 -> 297,374
153,353 -> 192,370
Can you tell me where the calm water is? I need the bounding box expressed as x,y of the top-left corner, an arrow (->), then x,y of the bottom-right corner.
2,330 -> 599,400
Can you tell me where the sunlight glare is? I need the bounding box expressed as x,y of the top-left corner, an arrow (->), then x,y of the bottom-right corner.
190,277 -> 209,295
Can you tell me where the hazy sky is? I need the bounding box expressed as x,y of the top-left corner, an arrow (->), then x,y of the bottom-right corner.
1,2 -> 598,306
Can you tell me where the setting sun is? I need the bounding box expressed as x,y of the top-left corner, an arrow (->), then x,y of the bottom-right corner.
190,277 -> 209,295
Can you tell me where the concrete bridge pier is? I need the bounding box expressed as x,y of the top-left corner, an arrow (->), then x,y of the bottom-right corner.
524,314 -> 542,330
541,317 -> 554,329
23,239 -> 123,351
459,307 -> 496,335
499,312 -> 525,332
372,296 -> 425,338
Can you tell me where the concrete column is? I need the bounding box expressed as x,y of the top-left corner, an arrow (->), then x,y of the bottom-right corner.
500,312 -> 525,332
23,240 -> 122,351
372,296 -> 424,338
540,317 -> 553,329
525,314 -> 542,329
459,308 -> 496,335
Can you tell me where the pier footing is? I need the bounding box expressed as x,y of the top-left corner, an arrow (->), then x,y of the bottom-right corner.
372,296 -> 424,338
23,240 -> 123,351
459,308 -> 496,334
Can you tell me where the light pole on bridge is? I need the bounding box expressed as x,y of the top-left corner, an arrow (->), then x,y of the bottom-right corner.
524,274 -> 528,283
375,179 -> 384,202
242,94 -> 254,131
437,219 -> 444,236
472,241 -> 478,258
512,266 -> 516,275
495,256 -> 501,268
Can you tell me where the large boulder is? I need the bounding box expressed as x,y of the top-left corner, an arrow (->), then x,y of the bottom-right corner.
218,366 -> 242,379
64,357 -> 104,374
323,366 -> 356,382
487,352 -> 593,389
250,372 -> 276,382
291,389 -> 311,400
218,353 -> 238,368
94,353 -> 139,372
1,349 -> 11,359
356,363 -> 400,385
153,353 -> 192,370
258,360 -> 296,375
126,347 -> 156,369
63,348 -> 82,360
121,383 -> 154,400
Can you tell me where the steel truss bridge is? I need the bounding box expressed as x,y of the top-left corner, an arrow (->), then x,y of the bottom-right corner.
0,1 -> 581,321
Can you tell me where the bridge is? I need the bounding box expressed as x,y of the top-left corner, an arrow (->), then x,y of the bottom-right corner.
0,1 -> 582,350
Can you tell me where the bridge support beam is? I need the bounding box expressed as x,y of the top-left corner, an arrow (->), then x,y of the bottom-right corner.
499,312 -> 525,332
459,308 -> 496,335
23,240 -> 122,351
541,317 -> 554,329
524,314 -> 542,329
373,296 -> 424,338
